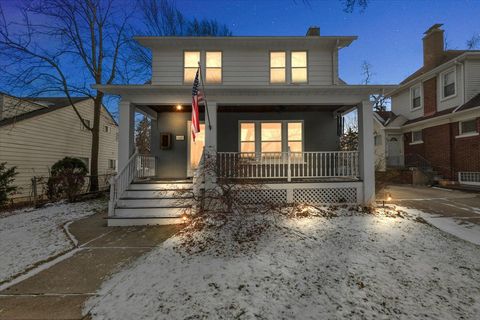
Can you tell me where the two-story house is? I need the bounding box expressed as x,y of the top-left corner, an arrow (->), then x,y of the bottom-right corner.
96,27 -> 395,226
380,24 -> 480,186
0,93 -> 119,201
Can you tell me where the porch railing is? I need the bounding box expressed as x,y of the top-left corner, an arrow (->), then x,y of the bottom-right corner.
108,152 -> 157,216
217,150 -> 359,181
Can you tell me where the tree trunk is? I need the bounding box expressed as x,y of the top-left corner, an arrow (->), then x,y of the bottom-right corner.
89,91 -> 103,192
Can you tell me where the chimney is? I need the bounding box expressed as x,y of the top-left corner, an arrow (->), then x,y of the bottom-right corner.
423,24 -> 444,68
306,26 -> 320,37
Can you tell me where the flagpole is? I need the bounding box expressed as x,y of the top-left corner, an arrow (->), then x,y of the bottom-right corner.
198,62 -> 212,130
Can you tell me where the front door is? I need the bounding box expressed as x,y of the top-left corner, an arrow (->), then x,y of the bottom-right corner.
387,136 -> 402,167
187,122 -> 205,177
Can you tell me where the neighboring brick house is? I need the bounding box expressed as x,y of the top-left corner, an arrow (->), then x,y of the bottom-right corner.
381,24 -> 480,184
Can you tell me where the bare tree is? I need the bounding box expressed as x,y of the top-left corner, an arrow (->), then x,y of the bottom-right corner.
129,0 -> 232,81
466,33 -> 480,50
361,60 -> 373,85
0,0 -> 130,191
135,116 -> 151,154
342,0 -> 368,13
361,61 -> 388,111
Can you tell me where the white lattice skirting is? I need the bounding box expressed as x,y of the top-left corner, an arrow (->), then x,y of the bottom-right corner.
237,182 -> 363,205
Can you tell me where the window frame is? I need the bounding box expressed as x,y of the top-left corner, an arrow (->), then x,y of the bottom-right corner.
183,50 -> 201,84
440,67 -> 457,100
290,51 -> 308,84
108,159 -> 117,170
205,51 -> 223,84
239,122 -> 256,154
374,135 -> 382,146
238,120 -> 304,155
410,84 -> 422,111
410,130 -> 423,145
269,51 -> 287,84
81,119 -> 91,131
457,119 -> 479,138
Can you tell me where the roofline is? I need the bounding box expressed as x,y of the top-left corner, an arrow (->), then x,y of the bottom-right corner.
134,35 -> 358,48
401,105 -> 480,129
386,51 -> 480,96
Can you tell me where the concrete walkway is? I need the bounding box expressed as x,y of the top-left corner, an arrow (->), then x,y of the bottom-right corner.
0,213 -> 182,320
381,184 -> 480,245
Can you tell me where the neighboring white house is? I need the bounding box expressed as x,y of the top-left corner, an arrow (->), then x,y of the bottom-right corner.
96,27 -> 396,226
0,94 -> 118,200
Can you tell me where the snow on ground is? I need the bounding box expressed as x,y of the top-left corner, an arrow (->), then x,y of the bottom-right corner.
0,199 -> 106,283
86,207 -> 480,320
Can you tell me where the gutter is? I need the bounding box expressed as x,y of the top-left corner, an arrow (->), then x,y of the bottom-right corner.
401,105 -> 480,130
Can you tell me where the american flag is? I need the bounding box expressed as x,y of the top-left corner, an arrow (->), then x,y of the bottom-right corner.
191,68 -> 203,141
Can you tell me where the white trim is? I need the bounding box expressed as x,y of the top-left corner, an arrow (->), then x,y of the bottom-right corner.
409,141 -> 424,145
401,105 -> 480,131
410,84 -> 423,111
455,132 -> 479,139
440,67 -> 457,101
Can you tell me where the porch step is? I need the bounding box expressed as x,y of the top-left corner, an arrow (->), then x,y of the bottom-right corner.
117,198 -> 193,207
108,217 -> 184,226
122,190 -> 193,198
114,206 -> 191,218
128,183 -> 193,191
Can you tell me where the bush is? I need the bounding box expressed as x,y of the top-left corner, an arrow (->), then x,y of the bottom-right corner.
47,157 -> 88,202
0,162 -> 18,206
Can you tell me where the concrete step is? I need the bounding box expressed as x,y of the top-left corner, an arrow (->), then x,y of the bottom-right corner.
114,207 -> 190,218
117,198 -> 193,208
128,183 -> 193,191
122,190 -> 193,199
108,217 -> 184,226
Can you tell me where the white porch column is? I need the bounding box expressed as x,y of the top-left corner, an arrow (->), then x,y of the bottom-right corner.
118,100 -> 136,170
358,100 -> 375,204
204,102 -> 217,189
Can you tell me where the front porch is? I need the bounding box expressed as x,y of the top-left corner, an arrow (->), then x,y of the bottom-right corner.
100,85 -> 380,225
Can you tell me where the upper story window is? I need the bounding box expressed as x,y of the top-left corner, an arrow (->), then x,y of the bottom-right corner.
291,51 -> 307,83
442,69 -> 456,99
411,130 -> 423,144
459,119 -> 478,135
184,51 -> 200,83
81,119 -> 91,131
410,85 -> 422,110
206,51 -> 222,84
270,52 -> 286,83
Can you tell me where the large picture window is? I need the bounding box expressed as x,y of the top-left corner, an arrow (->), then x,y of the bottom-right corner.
239,121 -> 303,154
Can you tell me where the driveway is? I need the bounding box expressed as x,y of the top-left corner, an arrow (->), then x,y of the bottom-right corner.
380,184 -> 480,245
0,213 -> 182,320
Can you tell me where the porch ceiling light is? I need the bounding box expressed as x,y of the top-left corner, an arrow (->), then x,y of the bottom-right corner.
176,104 -> 183,111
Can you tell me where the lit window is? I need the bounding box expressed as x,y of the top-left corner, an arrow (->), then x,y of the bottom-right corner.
261,122 -> 282,152
411,130 -> 423,143
240,122 -> 255,154
411,86 -> 421,110
206,51 -> 222,84
459,119 -> 477,135
291,51 -> 307,83
288,122 -> 303,152
270,52 -> 286,83
442,70 -> 455,98
184,51 -> 200,83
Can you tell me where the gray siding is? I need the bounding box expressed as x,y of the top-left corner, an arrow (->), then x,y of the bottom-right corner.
465,59 -> 480,101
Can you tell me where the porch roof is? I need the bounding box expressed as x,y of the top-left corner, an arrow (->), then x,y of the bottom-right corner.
94,84 -> 397,100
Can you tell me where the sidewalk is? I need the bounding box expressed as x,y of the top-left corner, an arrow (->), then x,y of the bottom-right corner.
0,213 -> 182,320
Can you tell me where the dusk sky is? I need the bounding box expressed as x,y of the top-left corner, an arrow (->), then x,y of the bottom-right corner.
1,0 -> 479,89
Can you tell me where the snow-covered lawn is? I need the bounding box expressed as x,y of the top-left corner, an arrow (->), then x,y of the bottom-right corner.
0,199 -> 106,283
86,206 -> 480,319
